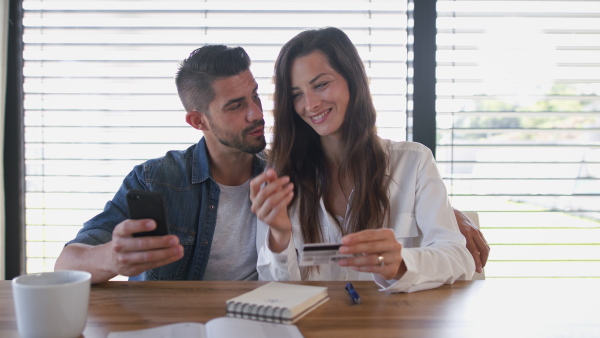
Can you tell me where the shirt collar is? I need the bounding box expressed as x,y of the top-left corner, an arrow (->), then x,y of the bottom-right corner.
191,137 -> 267,184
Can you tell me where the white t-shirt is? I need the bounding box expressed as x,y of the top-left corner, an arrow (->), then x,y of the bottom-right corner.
204,179 -> 258,281
256,139 -> 475,292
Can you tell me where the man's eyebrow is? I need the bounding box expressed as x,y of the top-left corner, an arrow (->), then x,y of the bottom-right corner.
222,83 -> 259,109
291,73 -> 327,91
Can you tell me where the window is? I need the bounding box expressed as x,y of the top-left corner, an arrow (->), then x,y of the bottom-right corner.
19,0 -> 599,279
437,0 -> 600,277
21,1 -> 408,273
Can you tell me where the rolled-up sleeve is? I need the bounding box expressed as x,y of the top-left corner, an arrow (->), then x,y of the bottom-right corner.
256,223 -> 302,281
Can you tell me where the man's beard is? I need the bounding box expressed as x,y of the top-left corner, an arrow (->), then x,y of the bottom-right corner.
211,119 -> 266,154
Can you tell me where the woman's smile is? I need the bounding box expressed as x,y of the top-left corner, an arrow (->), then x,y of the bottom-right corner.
309,108 -> 332,123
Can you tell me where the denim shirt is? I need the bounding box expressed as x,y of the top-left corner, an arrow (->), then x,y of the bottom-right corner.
66,137 -> 266,280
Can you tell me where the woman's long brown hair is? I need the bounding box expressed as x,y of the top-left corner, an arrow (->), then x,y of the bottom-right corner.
271,27 -> 390,255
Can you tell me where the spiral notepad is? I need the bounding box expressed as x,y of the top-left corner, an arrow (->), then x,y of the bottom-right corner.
225,282 -> 329,324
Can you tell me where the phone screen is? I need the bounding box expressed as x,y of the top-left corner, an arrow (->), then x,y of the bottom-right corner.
126,189 -> 170,237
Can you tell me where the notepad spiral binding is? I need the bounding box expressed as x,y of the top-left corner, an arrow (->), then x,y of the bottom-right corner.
226,301 -> 290,324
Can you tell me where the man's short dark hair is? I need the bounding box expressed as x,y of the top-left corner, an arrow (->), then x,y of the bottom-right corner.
176,45 -> 251,114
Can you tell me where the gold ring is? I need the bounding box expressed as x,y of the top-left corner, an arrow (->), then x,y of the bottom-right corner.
377,255 -> 385,266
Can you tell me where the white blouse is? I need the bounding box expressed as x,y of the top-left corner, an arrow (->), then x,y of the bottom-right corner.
256,139 -> 475,293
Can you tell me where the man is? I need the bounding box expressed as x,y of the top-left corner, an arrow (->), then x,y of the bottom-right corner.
55,45 -> 488,284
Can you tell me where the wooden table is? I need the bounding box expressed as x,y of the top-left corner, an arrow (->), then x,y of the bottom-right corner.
1,279 -> 598,337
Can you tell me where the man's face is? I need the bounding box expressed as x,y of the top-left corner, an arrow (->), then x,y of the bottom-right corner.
204,70 -> 266,154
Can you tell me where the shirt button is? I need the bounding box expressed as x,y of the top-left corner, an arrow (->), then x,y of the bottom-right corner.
203,241 -> 208,245
209,205 -> 215,210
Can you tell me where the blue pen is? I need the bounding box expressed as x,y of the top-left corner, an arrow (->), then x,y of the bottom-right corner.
345,282 -> 361,304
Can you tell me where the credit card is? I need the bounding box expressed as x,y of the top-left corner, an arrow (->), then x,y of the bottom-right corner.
299,243 -> 354,266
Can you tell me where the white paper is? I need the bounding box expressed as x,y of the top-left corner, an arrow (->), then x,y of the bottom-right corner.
108,317 -> 303,338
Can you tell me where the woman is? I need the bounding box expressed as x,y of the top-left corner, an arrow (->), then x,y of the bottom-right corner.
250,27 -> 475,293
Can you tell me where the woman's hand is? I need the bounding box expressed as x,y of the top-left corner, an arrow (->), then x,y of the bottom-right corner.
249,168 -> 295,252
338,228 -> 406,280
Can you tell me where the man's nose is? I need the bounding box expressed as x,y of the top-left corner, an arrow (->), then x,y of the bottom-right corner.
247,99 -> 263,121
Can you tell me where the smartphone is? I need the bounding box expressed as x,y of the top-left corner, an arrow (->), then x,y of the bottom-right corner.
126,189 -> 170,237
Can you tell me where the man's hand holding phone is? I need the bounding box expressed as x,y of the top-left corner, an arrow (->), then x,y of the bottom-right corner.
55,189 -> 183,283
107,219 -> 183,278
106,189 -> 183,277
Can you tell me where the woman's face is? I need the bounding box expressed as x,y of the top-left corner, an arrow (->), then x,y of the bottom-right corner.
290,51 -> 350,140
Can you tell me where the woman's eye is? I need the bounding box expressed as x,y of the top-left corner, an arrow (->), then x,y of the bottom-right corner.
291,93 -> 301,100
315,82 -> 328,90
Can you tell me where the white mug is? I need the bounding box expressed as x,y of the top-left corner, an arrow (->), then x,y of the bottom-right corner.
12,270 -> 92,338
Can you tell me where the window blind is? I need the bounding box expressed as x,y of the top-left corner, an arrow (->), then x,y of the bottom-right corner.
21,1 -> 408,273
437,0 -> 600,277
